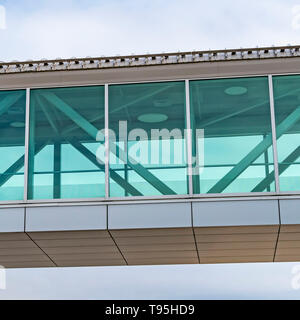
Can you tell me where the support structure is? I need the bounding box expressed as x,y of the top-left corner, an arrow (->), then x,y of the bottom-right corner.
41,92 -> 176,196
2,46 -> 300,268
208,106 -> 300,194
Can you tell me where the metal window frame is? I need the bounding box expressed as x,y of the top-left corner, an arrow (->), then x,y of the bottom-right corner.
1,192 -> 300,210
23,88 -> 30,201
190,75 -> 280,195
0,72 -> 298,206
105,84 -> 109,199
268,75 -> 280,193
185,80 -> 193,195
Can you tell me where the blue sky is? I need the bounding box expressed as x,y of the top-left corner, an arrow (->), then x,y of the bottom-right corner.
1,0 -> 300,300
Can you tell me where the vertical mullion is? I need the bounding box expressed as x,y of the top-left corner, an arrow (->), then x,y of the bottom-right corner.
185,80 -> 193,196
23,88 -> 30,201
53,142 -> 61,199
105,84 -> 109,199
268,75 -> 280,193
263,134 -> 270,192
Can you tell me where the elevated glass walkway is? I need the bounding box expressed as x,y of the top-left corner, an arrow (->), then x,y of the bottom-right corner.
0,46 -> 300,267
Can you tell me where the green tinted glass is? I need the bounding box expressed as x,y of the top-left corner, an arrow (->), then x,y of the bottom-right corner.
273,75 -> 300,191
28,86 -> 105,200
0,90 -> 26,201
109,81 -> 188,197
190,77 -> 275,193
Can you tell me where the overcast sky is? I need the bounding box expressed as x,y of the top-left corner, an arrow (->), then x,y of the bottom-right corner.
1,262 -> 300,299
1,0 -> 300,300
0,0 -> 300,61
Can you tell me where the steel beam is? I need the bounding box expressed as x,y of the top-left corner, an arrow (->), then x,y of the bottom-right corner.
59,85 -> 173,137
252,145 -> 300,192
41,92 -> 176,195
68,139 -> 143,196
0,142 -> 46,188
0,92 -> 24,117
198,87 -> 300,129
38,97 -> 143,196
208,106 -> 300,193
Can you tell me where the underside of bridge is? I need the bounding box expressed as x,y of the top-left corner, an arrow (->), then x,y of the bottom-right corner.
0,198 -> 299,268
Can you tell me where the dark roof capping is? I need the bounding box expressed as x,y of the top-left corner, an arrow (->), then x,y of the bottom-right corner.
0,45 -> 300,74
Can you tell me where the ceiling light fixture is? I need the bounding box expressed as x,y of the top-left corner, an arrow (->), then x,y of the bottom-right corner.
10,121 -> 25,128
224,86 -> 248,96
138,113 -> 168,123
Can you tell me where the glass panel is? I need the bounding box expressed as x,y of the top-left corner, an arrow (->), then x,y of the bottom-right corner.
190,77 -> 275,193
0,90 -> 26,201
273,75 -> 300,191
109,81 -> 188,197
28,86 -> 105,200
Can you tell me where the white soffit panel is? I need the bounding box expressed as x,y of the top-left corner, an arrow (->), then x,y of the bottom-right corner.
0,208 -> 25,232
193,200 -> 279,227
279,199 -> 300,225
25,205 -> 107,232
108,202 -> 192,230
